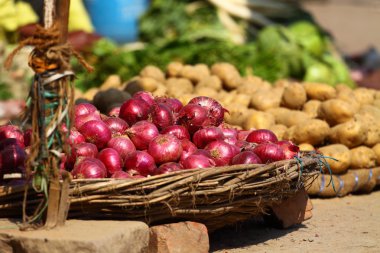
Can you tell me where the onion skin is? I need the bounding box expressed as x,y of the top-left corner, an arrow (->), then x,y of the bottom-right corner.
246,129 -> 278,144
75,103 -> 97,117
276,140 -> 300,159
111,170 -> 134,179
237,130 -> 252,141
72,157 -> 107,179
74,113 -> 102,129
0,138 -> 20,151
154,162 -> 183,175
103,117 -> 129,135
124,151 -> 156,176
79,120 -> 112,149
148,134 -> 183,164
127,121 -> 159,150
231,151 -> 262,165
23,129 -> 32,147
133,91 -> 155,106
161,125 -> 190,140
155,97 -> 183,113
188,96 -> 226,127
148,103 -> 174,130
0,125 -> 24,148
97,148 -> 123,176
192,127 -> 224,149
177,104 -> 208,134
218,124 -> 238,139
107,136 -> 136,162
108,106 -> 120,117
205,140 -> 238,166
253,143 -> 285,163
179,139 -> 197,162
67,128 -> 86,146
119,98 -> 150,125
181,154 -> 216,169
66,142 -> 98,169
0,145 -> 26,174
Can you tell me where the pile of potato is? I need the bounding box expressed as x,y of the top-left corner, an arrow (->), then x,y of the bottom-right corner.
118,62 -> 380,196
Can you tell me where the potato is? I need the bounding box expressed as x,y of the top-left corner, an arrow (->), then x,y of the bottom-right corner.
318,144 -> 351,174
281,82 -> 307,109
285,119 -> 330,145
235,94 -> 251,107
152,84 -> 168,97
196,75 -> 222,91
194,86 -> 218,98
335,84 -> 353,94
358,105 -> 380,120
237,76 -> 271,95
353,88 -> 375,106
268,124 -> 287,140
211,63 -> 242,90
165,78 -> 194,97
350,146 -> 376,169
302,100 -> 321,118
329,118 -> 367,148
267,108 -> 310,127
100,75 -> 121,90
298,143 -> 315,151
250,88 -> 281,111
167,62 -> 183,77
303,82 -> 336,100
177,93 -> 196,105
273,79 -> 291,88
179,64 -> 210,83
224,106 -> 251,127
336,88 -> 361,112
318,99 -> 355,126
355,114 -> 380,147
372,143 -> 380,165
134,77 -> 159,92
244,111 -> 275,130
82,88 -> 99,101
218,91 -> 238,107
372,99 -> 380,108
140,65 -> 165,83
376,90 -> 380,100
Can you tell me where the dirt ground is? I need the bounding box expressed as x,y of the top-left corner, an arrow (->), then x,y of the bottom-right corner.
210,190 -> 380,253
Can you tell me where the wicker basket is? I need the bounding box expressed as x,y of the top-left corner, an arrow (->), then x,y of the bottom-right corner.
0,153 -> 321,230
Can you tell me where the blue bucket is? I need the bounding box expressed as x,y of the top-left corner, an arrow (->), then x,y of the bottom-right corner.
84,0 -> 149,44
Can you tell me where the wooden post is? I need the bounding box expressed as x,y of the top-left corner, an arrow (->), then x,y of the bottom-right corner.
43,0 -> 72,229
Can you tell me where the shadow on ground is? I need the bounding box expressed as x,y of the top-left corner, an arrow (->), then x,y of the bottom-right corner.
209,217 -> 305,252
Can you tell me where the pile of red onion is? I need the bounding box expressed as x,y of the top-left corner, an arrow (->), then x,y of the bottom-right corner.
0,93 -> 300,181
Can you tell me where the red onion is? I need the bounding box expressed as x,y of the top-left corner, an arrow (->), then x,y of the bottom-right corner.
103,117 -> 129,135
188,96 -> 226,127
67,128 -> 85,145
119,98 -> 150,125
79,120 -> 112,149
67,142 -> 98,169
97,148 -> 123,176
205,140 -> 238,166
148,134 -> 183,164
179,139 -> 197,161
181,154 -> 216,170
177,104 -> 208,134
219,124 -> 238,139
154,162 -> 183,175
111,170 -> 134,179
74,113 -> 102,129
192,127 -> 224,148
155,97 -> 183,113
72,157 -> 107,179
107,136 -> 136,162
161,125 -> 190,140
246,129 -> 278,144
0,138 -> 20,151
192,149 -> 212,158
239,141 -> 257,152
0,145 -> 26,174
133,91 -> 155,106
148,103 -> 174,130
75,103 -> 98,117
126,121 -> 159,150
276,140 -> 300,159
253,143 -> 285,163
231,151 -> 262,165
23,129 -> 32,147
237,130 -> 252,141
0,125 -> 24,148
108,106 -> 120,117
124,151 -> 156,176
223,137 -> 237,146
